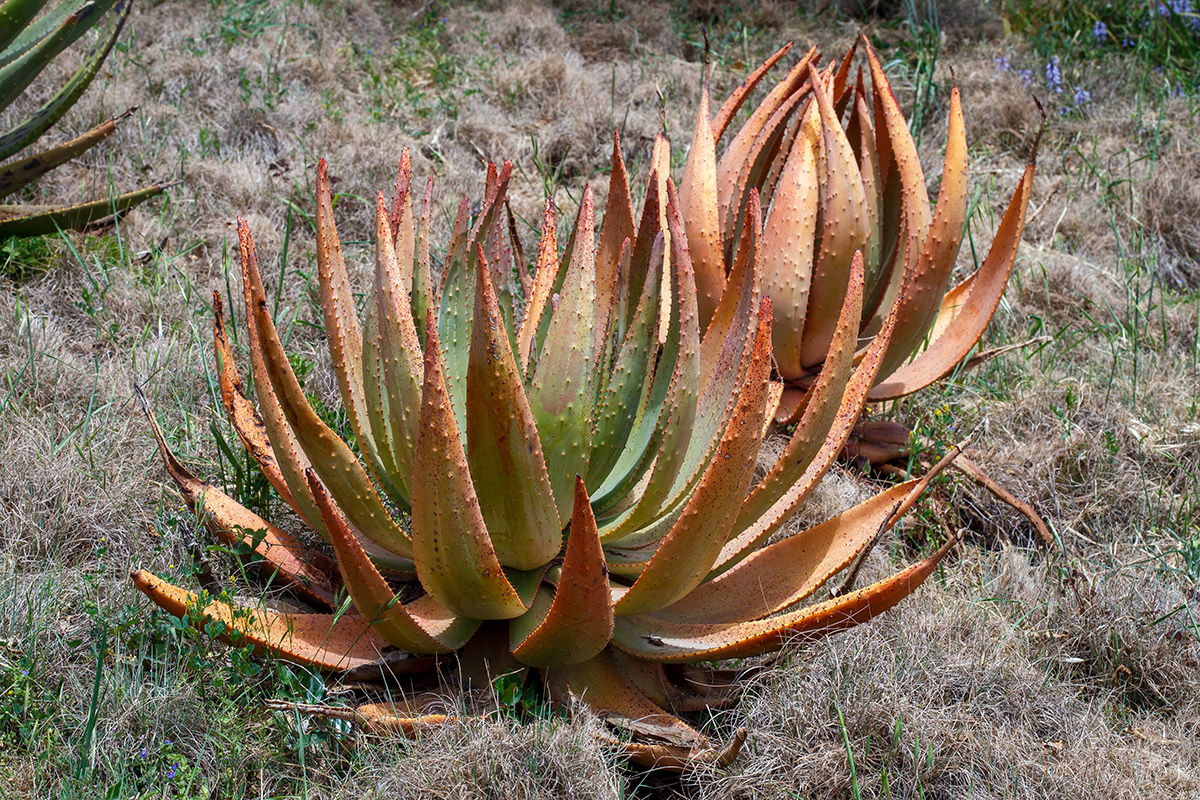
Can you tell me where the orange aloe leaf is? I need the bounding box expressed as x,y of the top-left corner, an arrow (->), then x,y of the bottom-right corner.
649,135 -> 673,347
516,199 -> 559,371
715,47 -> 818,244
305,470 -> 478,653
717,254 -> 895,572
698,187 -> 762,401
137,388 -> 336,609
411,313 -> 532,620
596,131 -> 635,332
611,298 -> 773,615
861,39 -> 932,330
761,99 -> 820,380
799,64 -> 870,368
386,147 -> 412,239
234,220 -> 328,538
874,86 -> 969,381
680,85 -> 726,326
131,570 -> 387,671
869,138 -> 1038,400
657,449 -> 958,624
846,86 -> 883,299
710,41 -> 799,140
412,176 -> 435,346
372,190 -> 424,505
466,245 -> 561,569
212,290 -> 304,519
509,477 -> 612,667
724,80 -> 812,273
774,384 -> 806,426
738,251 -> 865,525
612,534 -> 956,662
314,160 -> 402,502
831,41 -> 858,112
242,222 -> 413,561
625,158 -> 669,342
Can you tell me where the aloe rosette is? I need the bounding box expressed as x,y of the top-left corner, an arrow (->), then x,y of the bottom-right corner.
0,0 -> 165,236
680,38 -> 1039,433
134,136 -> 960,767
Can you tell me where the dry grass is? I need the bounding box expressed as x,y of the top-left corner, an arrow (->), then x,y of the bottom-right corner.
0,0 -> 1197,797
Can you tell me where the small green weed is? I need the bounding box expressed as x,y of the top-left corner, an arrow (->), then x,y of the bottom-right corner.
357,11 -> 463,129
0,236 -> 58,279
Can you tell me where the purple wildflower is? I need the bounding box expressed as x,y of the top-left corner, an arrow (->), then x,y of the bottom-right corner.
166,763 -> 178,780
1122,36 -> 1136,47
1016,68 -> 1034,86
994,55 -> 1011,72
1093,21 -> 1108,41
1073,86 -> 1091,104
1045,57 -> 1063,92
138,748 -> 148,759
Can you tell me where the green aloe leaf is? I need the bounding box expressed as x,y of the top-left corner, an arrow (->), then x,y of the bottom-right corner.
0,0 -> 128,161
0,0 -> 51,54
465,244 -> 561,570
410,312 -> 533,621
597,189 -> 700,538
437,162 -> 511,433
586,236 -> 659,489
588,235 -> 675,517
0,182 -> 164,237
0,0 -> 119,107
528,187 -> 597,527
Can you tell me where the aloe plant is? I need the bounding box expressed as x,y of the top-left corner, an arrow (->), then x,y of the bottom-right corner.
681,38 -> 1039,425
0,0 -> 165,237
134,138 -> 963,768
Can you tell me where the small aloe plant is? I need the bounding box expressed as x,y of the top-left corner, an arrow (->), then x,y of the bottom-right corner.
0,0 -> 165,237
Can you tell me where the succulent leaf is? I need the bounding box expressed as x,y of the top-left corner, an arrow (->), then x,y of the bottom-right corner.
240,220 -> 414,560
306,469 -> 478,653
869,149 -> 1037,399
411,314 -> 535,620
0,182 -> 164,237
131,571 -> 388,672
611,297 -> 772,615
509,477 -> 612,667
466,244 -> 561,569
799,65 -> 870,368
611,534 -> 956,662
528,188 -> 597,525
